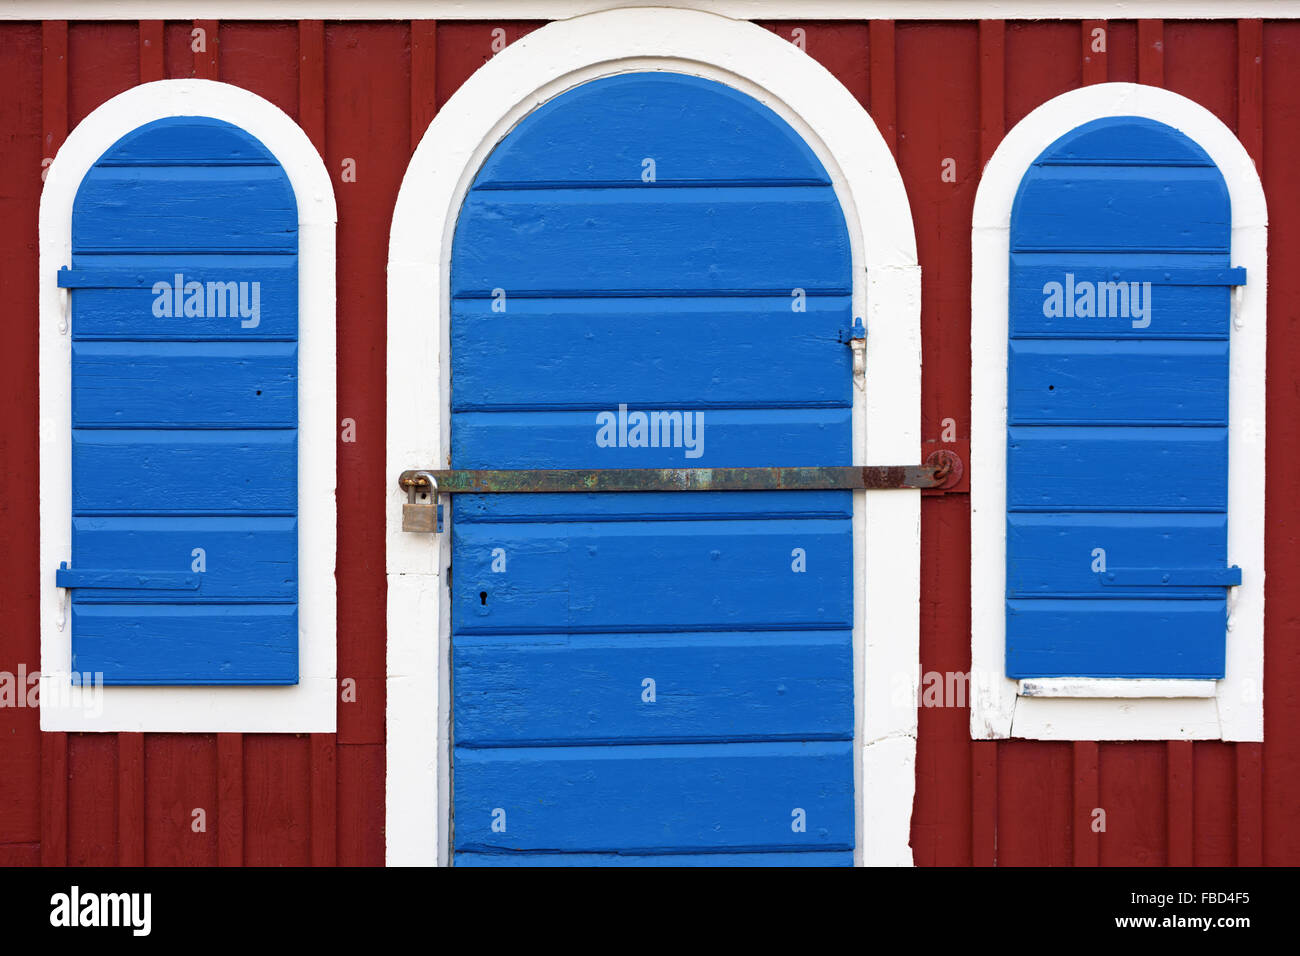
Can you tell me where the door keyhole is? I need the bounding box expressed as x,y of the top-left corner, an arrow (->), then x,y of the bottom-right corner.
479,591 -> 488,606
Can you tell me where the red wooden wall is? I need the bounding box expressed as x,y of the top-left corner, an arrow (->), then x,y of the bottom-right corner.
0,15 -> 1295,867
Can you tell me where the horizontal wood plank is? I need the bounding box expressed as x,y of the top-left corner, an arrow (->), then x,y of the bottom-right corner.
451,407 -> 851,469
452,517 -> 852,633
71,516 -> 296,602
1007,512 -> 1229,599
453,740 -> 854,854
1008,339 -> 1228,424
1007,426 -> 1228,512
1012,165 -> 1229,252
73,342 -> 297,426
71,604 -> 297,684
451,187 -> 849,296
69,257 -> 296,340
73,166 -> 296,253
454,849 -> 853,866
1006,598 -> 1227,678
72,429 -> 296,514
455,631 -> 853,745
452,296 -> 851,409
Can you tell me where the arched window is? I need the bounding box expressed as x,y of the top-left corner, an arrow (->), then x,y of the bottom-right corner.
971,85 -> 1265,742
40,82 -> 336,731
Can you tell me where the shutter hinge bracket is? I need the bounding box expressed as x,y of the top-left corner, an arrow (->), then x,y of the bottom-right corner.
839,316 -> 867,388
56,267 -> 72,334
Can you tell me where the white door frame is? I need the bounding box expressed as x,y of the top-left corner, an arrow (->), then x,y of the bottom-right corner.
385,6 -> 921,866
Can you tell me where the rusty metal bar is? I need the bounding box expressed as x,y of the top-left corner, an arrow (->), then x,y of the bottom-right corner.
400,449 -> 962,494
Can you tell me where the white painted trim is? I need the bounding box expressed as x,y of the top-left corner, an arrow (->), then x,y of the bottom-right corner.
5,1 -> 1300,20
386,6 -> 920,867
39,80 -> 338,733
970,82 -> 1266,743
1019,679 -> 1218,699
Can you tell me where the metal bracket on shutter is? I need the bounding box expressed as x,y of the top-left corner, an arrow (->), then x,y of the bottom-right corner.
1100,566 -> 1242,588
55,562 -> 200,590
838,316 -> 867,388
398,449 -> 964,531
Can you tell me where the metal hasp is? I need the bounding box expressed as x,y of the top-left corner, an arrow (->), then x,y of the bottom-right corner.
399,448 -> 963,498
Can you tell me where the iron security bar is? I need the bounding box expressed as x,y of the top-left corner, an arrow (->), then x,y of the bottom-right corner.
399,449 -> 963,495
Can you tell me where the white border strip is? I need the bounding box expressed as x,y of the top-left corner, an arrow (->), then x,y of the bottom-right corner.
39,79 -> 338,732
1019,679 -> 1218,698
970,82 -> 1266,743
386,6 -> 921,867
5,1 -> 1300,20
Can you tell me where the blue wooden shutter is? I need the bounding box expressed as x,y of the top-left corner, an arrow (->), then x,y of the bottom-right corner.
1006,116 -> 1243,679
449,73 -> 855,864
58,117 -> 299,684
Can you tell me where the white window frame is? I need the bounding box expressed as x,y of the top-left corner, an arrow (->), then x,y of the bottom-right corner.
386,6 -> 922,866
970,83 -> 1266,742
39,80 -> 337,732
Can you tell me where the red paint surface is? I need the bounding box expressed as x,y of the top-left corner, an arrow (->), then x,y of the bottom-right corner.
0,17 -> 1295,867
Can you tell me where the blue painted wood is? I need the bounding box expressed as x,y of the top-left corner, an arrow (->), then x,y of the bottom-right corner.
1007,513 -> 1228,599
88,116 -> 284,165
71,517 -> 296,602
1006,599 -> 1227,678
454,489 -> 852,523
1010,255 -> 1236,338
454,632 -> 853,746
450,73 -> 853,863
1100,566 -> 1241,587
451,296 -> 852,410
1008,340 -> 1229,425
1030,117 -> 1215,166
473,74 -> 832,187
1011,167 -> 1230,252
454,850 -> 854,867
72,430 -> 296,514
451,408 -> 851,470
65,259 -> 297,340
73,342 -> 296,427
1006,116 -> 1238,680
1007,426 -> 1227,511
70,604 -> 298,685
66,117 -> 298,684
453,742 -> 855,854
73,167 -> 296,253
56,567 -> 199,590
453,519 -> 852,634
451,189 -> 850,297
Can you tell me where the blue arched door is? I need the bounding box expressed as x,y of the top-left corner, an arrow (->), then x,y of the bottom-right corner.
449,73 -> 856,865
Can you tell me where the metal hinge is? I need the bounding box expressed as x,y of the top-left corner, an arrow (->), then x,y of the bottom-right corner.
839,316 -> 866,388
55,562 -> 200,590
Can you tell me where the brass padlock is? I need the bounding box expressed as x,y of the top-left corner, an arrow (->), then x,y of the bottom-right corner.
402,472 -> 441,533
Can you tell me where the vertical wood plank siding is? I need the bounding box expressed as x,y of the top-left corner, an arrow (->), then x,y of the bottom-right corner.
0,16 -> 1290,866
